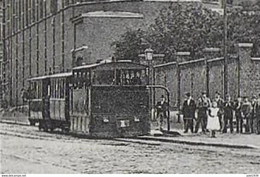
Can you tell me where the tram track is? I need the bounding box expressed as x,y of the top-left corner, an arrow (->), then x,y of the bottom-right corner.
0,121 -> 163,146
1,121 -> 260,174
1,121 -> 259,151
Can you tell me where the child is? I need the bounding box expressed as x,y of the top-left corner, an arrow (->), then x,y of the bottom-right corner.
207,101 -> 221,138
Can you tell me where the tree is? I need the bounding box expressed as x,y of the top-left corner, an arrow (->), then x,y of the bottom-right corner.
111,29 -> 146,62
112,2 -> 260,62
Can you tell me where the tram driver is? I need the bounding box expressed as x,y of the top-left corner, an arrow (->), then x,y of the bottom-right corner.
131,72 -> 142,85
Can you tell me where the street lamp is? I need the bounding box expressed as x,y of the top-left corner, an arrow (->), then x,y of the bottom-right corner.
145,48 -> 154,61
71,45 -> 88,67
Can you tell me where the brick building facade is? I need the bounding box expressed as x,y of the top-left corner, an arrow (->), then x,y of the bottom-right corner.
1,0 -> 259,108
1,0 -> 201,106
0,0 -> 3,104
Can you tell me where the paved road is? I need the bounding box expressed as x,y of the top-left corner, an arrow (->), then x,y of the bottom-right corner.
1,123 -> 260,174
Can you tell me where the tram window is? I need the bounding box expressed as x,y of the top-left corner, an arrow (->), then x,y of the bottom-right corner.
131,71 -> 142,85
36,84 -> 38,99
48,85 -> 51,96
92,71 -> 96,84
84,71 -> 89,87
51,80 -> 55,98
73,72 -> 77,88
97,70 -> 114,85
60,79 -> 65,98
36,82 -> 42,99
55,80 -> 59,98
77,71 -> 82,89
141,70 -> 149,85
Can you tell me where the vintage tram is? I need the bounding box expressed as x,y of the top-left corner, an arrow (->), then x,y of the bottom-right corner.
28,60 -> 150,137
28,72 -> 72,132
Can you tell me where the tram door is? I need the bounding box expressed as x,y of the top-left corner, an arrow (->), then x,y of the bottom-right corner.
42,79 -> 51,120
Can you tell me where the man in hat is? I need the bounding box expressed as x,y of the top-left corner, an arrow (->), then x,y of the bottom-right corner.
241,96 -> 252,133
256,94 -> 260,134
182,92 -> 196,133
156,95 -> 168,130
214,91 -> 225,131
195,91 -> 211,133
234,96 -> 243,133
251,95 -> 258,133
223,94 -> 234,133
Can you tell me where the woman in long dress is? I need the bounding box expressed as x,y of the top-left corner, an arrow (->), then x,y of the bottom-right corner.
207,101 -> 220,137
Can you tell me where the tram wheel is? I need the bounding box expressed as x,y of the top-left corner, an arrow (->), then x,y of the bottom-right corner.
29,121 -> 36,126
64,128 -> 70,133
38,123 -> 42,131
43,126 -> 48,132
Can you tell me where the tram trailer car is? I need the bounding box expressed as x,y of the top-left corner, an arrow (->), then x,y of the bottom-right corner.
28,72 -> 72,132
28,60 -> 150,138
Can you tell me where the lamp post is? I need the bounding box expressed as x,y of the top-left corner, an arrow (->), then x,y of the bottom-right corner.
71,45 -> 88,67
223,0 -> 228,97
144,48 -> 154,122
145,48 -> 154,84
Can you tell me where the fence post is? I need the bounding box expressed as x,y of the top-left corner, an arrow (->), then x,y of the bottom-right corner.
175,52 -> 190,123
238,43 -> 253,97
203,48 -> 221,98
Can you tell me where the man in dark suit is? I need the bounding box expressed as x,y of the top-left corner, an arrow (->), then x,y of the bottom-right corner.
223,95 -> 234,133
156,95 -> 168,130
234,97 -> 243,133
242,96 -> 252,133
251,95 -> 258,133
195,91 -> 211,133
182,92 -> 196,133
254,94 -> 260,134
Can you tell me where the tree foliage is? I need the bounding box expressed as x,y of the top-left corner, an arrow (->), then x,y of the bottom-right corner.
112,3 -> 260,62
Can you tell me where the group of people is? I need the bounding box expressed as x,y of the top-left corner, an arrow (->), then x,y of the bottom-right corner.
181,91 -> 260,137
155,91 -> 260,138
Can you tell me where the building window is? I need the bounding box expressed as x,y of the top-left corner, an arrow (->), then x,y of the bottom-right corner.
39,0 -> 43,19
50,0 -> 58,14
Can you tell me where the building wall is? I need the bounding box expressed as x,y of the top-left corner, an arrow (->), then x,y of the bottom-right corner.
2,0 -> 200,106
0,0 -> 3,103
75,14 -> 144,62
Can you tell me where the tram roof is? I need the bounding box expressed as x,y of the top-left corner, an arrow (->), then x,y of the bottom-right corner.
73,60 -> 147,71
27,72 -> 72,81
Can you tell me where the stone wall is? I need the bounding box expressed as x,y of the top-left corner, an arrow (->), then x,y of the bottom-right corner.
154,43 -> 260,111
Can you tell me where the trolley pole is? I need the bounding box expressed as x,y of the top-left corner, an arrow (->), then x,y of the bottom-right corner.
223,0 -> 228,97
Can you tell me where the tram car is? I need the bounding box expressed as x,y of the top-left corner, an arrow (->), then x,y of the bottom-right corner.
28,72 -> 72,132
28,60 -> 150,137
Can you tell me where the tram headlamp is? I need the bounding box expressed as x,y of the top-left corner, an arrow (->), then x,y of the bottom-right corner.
103,116 -> 109,123
119,120 -> 130,128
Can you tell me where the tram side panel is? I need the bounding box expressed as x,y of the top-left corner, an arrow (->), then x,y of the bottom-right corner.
47,78 -> 70,131
70,88 -> 91,134
28,80 -> 45,126
29,99 -> 43,125
90,86 -> 150,138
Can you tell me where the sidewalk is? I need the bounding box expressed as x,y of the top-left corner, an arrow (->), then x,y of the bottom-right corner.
145,130 -> 260,149
150,119 -> 260,149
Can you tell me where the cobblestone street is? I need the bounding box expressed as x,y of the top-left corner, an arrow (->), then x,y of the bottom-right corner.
1,123 -> 260,174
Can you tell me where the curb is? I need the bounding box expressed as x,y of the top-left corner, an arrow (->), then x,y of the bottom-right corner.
136,136 -> 259,149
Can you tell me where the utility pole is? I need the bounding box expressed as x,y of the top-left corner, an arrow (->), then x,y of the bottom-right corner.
223,0 -> 228,97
